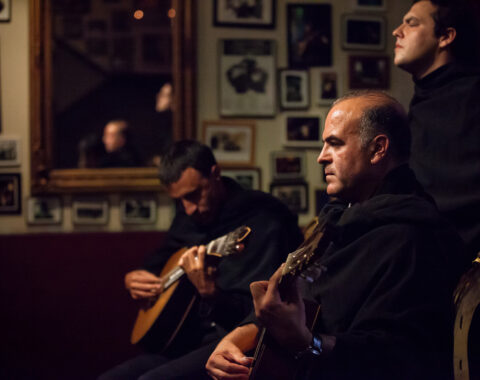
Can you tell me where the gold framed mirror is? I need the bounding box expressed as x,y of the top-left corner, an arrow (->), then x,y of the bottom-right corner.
30,0 -> 196,193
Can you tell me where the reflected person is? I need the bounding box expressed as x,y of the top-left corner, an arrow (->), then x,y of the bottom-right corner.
100,119 -> 142,168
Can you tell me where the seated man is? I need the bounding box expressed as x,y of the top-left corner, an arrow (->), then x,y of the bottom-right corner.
206,91 -> 466,380
100,140 -> 303,379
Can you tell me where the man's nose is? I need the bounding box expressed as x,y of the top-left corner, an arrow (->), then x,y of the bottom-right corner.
317,146 -> 328,164
392,24 -> 403,37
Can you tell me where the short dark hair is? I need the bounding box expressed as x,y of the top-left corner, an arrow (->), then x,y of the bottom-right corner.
158,140 -> 217,185
333,91 -> 411,162
413,0 -> 480,64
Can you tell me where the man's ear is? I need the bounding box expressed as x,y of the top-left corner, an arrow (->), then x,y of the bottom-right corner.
210,164 -> 221,180
439,27 -> 456,49
370,134 -> 389,164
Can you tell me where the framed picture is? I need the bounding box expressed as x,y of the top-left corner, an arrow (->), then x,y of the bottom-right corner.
213,0 -> 276,29
203,120 -> 255,166
72,198 -> 109,225
271,151 -> 306,180
349,55 -> 390,89
0,173 -> 21,214
287,3 -> 332,68
342,14 -> 386,51
0,0 -> 11,22
314,69 -> 342,105
285,117 -> 322,148
353,0 -> 386,11
270,181 -> 309,213
221,167 -> 261,190
0,137 -> 21,166
27,197 -> 62,225
279,69 -> 309,110
219,39 -> 276,117
120,197 -> 157,224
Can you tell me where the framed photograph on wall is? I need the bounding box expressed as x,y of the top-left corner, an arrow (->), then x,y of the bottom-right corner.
314,70 -> 342,105
342,14 -> 386,51
285,117 -> 322,148
27,197 -> 62,225
287,3 -> 332,68
270,181 -> 309,213
349,55 -> 390,89
213,0 -> 276,29
120,197 -> 157,224
72,198 -> 109,225
271,151 -> 306,180
219,39 -> 276,117
279,69 -> 309,110
353,0 -> 386,11
203,120 -> 255,166
0,173 -> 21,214
0,0 -> 11,22
0,137 -> 21,167
222,167 -> 261,190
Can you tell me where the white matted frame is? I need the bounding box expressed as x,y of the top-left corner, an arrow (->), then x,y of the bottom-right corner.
314,69 -> 342,105
270,181 -> 309,214
213,0 -> 276,29
342,14 -> 386,51
222,167 -> 261,190
0,136 -> 21,167
284,116 -> 322,149
271,150 -> 306,180
279,69 -> 309,110
27,197 -> 62,225
72,198 -> 109,225
120,196 -> 157,224
353,0 -> 386,11
203,120 -> 255,166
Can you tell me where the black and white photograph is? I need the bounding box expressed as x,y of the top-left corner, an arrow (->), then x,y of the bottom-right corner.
285,117 -> 322,148
222,167 -> 261,190
315,70 -> 341,105
219,39 -> 276,117
121,197 -> 157,224
27,197 -> 62,225
271,150 -> 306,180
287,3 -> 332,68
342,14 -> 386,51
349,55 -> 390,89
279,69 -> 309,110
0,137 -> 21,166
0,0 -> 11,22
213,0 -> 276,28
72,199 -> 109,225
0,173 -> 21,214
353,0 -> 386,11
270,181 -> 309,213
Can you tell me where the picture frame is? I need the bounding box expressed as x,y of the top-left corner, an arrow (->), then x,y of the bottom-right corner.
27,197 -> 62,225
349,55 -> 390,89
203,120 -> 255,166
270,181 -> 309,214
0,173 -> 21,214
120,197 -> 157,224
0,0 -> 11,22
279,69 -> 309,110
219,39 -> 276,117
284,117 -> 322,149
271,150 -> 306,180
314,69 -> 342,105
72,198 -> 109,225
0,136 -> 21,167
342,14 -> 386,51
353,0 -> 386,12
287,3 -> 332,68
213,0 -> 276,29
221,167 -> 261,191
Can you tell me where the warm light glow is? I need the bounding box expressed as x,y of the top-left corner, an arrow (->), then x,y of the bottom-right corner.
168,8 -> 176,19
133,9 -> 144,20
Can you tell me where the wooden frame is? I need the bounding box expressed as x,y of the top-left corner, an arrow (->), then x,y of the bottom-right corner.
279,69 -> 309,110
270,181 -> 309,214
271,150 -> 306,180
0,173 -> 21,214
0,0 -> 11,22
284,116 -> 322,149
0,136 -> 21,167
26,196 -> 62,224
213,0 -> 276,29
221,167 -> 261,190
203,120 -> 255,167
349,55 -> 390,89
29,0 -> 196,193
342,14 -> 386,51
314,69 -> 342,105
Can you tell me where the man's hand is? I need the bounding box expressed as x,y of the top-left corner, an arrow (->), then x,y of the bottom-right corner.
178,245 -> 217,297
124,269 -> 163,300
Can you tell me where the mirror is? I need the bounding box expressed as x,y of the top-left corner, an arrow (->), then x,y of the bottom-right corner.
30,0 -> 196,193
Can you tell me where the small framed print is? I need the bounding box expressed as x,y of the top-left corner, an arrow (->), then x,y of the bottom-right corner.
349,55 -> 390,89
72,198 -> 109,225
203,120 -> 255,166
342,14 -> 386,51
0,0 -> 11,22
0,173 -> 21,214
353,0 -> 386,12
270,181 -> 309,214
285,117 -> 322,149
315,70 -> 342,105
279,69 -> 309,110
0,137 -> 21,167
222,167 -> 261,190
27,197 -> 62,225
120,197 -> 157,224
271,151 -> 306,180
213,0 -> 276,29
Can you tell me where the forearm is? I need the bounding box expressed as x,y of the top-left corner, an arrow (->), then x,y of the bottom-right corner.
223,323 -> 260,353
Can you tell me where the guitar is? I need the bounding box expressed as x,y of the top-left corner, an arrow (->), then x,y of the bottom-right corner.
249,220 -> 332,380
130,225 -> 251,352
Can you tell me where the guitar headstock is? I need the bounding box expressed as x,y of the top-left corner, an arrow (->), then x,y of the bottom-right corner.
206,225 -> 251,257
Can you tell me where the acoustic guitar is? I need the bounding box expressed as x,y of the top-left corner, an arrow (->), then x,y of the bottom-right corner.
249,220 -> 332,380
130,225 -> 251,352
